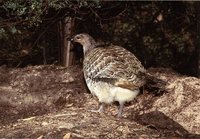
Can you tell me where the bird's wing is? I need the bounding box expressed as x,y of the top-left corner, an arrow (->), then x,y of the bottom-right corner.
84,45 -> 146,89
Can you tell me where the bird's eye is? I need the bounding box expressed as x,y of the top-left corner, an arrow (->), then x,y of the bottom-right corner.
76,36 -> 80,40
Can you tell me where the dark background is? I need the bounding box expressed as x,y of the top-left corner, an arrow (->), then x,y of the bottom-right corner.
0,1 -> 199,76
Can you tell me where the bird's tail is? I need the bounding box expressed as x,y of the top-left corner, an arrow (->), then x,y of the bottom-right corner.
139,71 -> 167,93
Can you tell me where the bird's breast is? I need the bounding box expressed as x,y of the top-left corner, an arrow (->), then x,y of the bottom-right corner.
85,77 -> 139,104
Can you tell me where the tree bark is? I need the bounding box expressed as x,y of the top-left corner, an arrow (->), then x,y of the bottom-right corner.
196,2 -> 200,77
57,20 -> 62,65
60,17 -> 75,67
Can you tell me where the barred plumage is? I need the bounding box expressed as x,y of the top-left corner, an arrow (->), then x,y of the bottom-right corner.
71,33 -> 149,117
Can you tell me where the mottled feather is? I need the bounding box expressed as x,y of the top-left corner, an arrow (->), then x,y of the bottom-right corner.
84,45 -> 146,90
71,33 -> 150,117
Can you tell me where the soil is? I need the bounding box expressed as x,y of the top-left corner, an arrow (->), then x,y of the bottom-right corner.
0,65 -> 199,139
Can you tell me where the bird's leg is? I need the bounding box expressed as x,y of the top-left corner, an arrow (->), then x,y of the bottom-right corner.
117,102 -> 124,118
89,103 -> 105,113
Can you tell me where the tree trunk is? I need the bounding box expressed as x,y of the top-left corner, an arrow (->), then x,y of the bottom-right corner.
196,2 -> 200,77
57,20 -> 62,65
59,17 -> 74,67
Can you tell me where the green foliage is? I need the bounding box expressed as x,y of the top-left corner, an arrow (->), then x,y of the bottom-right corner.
2,0 -> 43,25
0,0 -> 102,66
0,0 -> 102,38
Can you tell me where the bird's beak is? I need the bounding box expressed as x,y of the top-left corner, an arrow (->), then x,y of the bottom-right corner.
66,37 -> 74,42
70,38 -> 74,42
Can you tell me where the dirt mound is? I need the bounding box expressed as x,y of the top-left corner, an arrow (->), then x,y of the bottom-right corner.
0,65 -> 199,138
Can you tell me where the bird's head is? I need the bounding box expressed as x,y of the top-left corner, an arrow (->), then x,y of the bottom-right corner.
71,33 -> 96,46
71,33 -> 96,55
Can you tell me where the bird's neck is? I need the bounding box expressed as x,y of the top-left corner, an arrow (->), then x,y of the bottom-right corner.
83,39 -> 96,56
83,44 -> 95,56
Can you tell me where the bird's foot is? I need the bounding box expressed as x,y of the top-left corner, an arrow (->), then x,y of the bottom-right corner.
89,109 -> 103,113
89,104 -> 104,113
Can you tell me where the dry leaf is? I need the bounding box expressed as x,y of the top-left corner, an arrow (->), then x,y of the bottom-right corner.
37,135 -> 43,139
22,116 -> 36,121
63,133 -> 71,139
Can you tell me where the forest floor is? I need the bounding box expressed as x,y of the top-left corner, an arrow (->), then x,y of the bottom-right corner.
0,65 -> 199,139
